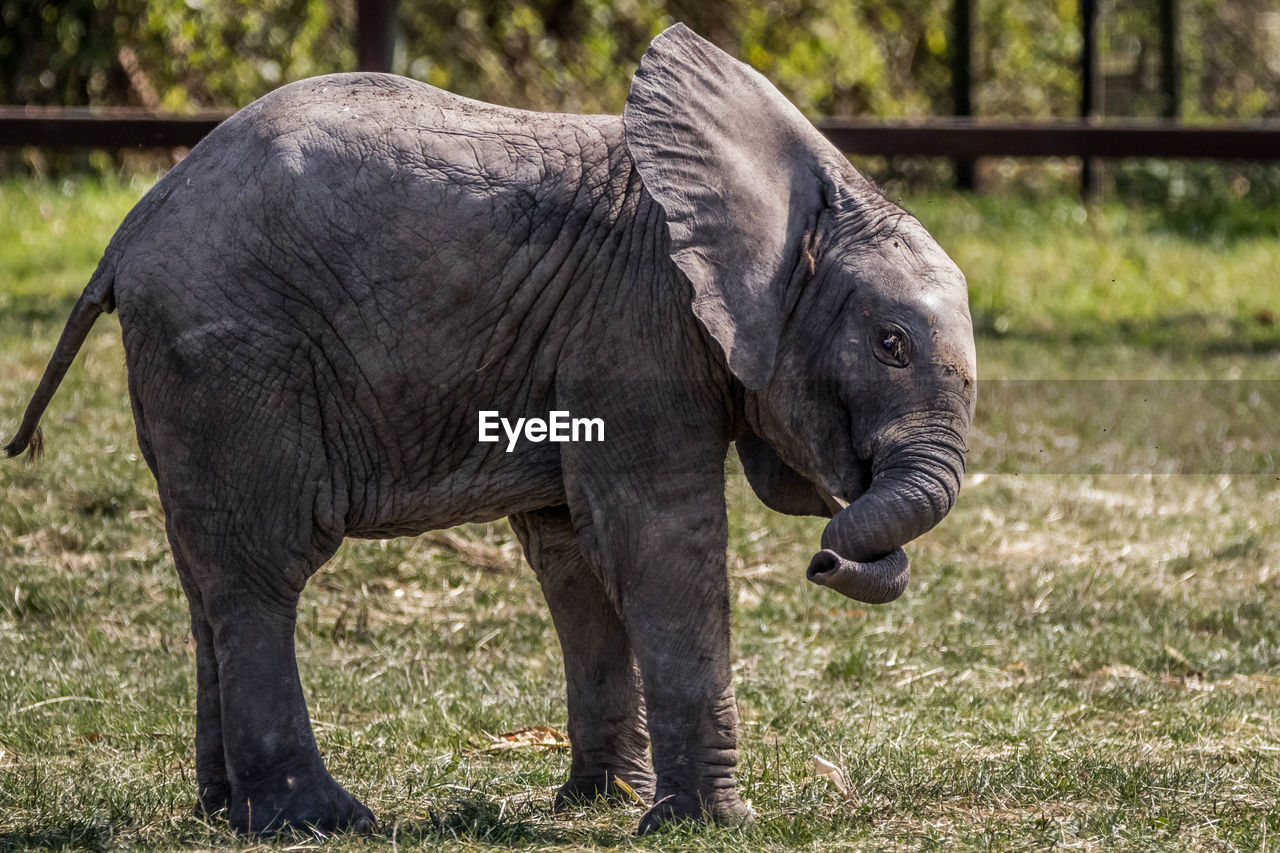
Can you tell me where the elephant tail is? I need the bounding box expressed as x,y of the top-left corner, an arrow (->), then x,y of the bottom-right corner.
4,266 -> 117,460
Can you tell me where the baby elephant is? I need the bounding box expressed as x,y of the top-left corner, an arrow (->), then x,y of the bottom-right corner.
7,24 -> 975,834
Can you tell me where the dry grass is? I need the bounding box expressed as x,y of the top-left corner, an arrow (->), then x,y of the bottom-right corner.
0,179 -> 1277,851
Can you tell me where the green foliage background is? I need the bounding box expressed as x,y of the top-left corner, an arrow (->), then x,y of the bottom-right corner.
5,1 -> 1277,117
2,0 -> 1278,200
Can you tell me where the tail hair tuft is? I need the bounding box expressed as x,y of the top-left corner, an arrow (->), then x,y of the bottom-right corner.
4,425 -> 44,462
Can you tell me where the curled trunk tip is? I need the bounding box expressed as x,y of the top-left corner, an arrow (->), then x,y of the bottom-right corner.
806,547 -> 909,604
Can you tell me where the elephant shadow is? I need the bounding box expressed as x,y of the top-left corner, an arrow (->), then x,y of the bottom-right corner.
385,791 -> 640,847
0,794 -> 641,849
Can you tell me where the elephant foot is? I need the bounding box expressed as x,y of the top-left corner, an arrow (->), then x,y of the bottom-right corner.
195,780 -> 230,820
228,770 -> 375,836
637,788 -> 754,834
554,768 -> 656,810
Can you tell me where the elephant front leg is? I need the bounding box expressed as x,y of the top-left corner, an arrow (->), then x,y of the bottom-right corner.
565,464 -> 752,831
621,530 -> 753,833
510,506 -> 655,808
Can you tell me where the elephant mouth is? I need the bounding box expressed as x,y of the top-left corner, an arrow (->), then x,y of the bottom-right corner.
818,491 -> 847,515
817,460 -> 872,515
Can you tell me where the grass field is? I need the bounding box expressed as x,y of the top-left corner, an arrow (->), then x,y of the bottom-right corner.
0,177 -> 1277,851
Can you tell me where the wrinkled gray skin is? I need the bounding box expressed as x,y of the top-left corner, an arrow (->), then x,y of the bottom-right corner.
6,25 -> 974,835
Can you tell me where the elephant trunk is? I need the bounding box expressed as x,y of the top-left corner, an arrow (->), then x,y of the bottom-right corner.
806,431 -> 966,604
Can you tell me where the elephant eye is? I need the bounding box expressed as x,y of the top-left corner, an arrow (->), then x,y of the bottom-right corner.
873,324 -> 911,368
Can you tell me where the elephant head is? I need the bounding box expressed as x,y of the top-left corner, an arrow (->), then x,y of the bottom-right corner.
624,25 -> 976,604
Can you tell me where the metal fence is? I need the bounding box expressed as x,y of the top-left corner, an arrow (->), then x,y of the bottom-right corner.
2,0 -> 1277,188
4,106 -> 1276,162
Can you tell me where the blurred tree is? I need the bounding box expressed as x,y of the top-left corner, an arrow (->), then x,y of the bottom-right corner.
1,0 -> 1275,200
4,1 -> 1273,120
1186,0 -> 1279,120
0,0 -> 128,105
393,0 -> 953,117
130,0 -> 352,111
1,0 -> 353,111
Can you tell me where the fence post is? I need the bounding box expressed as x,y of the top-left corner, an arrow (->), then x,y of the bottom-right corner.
1158,0 -> 1180,118
1080,0 -> 1097,197
356,0 -> 398,73
952,0 -> 975,190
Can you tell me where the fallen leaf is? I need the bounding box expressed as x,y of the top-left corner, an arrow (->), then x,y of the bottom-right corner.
813,755 -> 856,806
483,725 -> 570,753
611,778 -> 644,804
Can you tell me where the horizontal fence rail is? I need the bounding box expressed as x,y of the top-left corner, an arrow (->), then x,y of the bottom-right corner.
2,106 -> 1279,160
0,107 -> 226,149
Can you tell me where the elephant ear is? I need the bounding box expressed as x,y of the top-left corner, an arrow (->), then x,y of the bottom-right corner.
624,23 -> 839,390
738,431 -> 836,518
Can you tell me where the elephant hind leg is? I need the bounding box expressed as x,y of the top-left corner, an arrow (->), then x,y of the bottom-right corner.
176,569 -> 230,818
166,505 -> 374,835
135,325 -> 371,833
510,505 -> 655,809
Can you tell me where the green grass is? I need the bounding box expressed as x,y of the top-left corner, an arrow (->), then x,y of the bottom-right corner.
1,178 -> 1278,851
913,191 -> 1280,356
